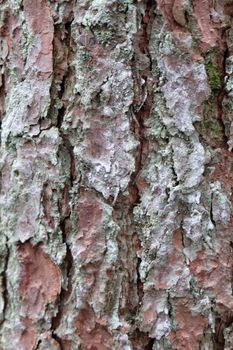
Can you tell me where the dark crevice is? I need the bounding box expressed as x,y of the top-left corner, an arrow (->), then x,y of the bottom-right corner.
50,14 -> 75,346
0,243 -> 9,326
170,147 -> 179,187
133,0 -> 155,301
145,338 -> 154,350
214,318 -> 226,350
217,45 -> 229,149
50,207 -> 74,346
167,292 -> 173,318
129,328 -> 154,350
50,130 -> 75,345
180,225 -> 186,249
56,79 -> 67,130
213,313 -> 233,350
136,256 -> 143,302
167,291 -> 176,332
64,19 -> 74,34
210,192 -> 216,227
51,334 -> 64,350
34,340 -> 42,350
57,105 -> 66,130
123,0 -> 156,346
171,162 -> 179,187
0,71 -> 6,146
128,1 -> 155,311
129,0 -> 155,205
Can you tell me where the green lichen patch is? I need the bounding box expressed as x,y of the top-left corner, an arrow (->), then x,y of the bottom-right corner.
92,25 -> 114,46
205,61 -> 221,92
203,118 -> 222,138
196,98 -> 223,144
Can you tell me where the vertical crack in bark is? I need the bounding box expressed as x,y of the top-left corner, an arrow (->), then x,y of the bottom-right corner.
0,50 -> 7,329
144,338 -> 155,350
214,313 -> 233,350
212,46 -> 229,152
34,340 -> 42,350
208,23 -> 233,350
171,147 -> 179,188
0,71 -> 5,146
125,1 -> 155,347
51,134 -> 75,339
0,243 -> 9,327
210,192 -> 216,228
217,45 -> 229,149
49,16 -> 75,347
180,224 -> 186,250
167,291 -> 175,330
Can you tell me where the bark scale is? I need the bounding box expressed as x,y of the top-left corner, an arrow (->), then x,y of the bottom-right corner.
1,0 -> 233,349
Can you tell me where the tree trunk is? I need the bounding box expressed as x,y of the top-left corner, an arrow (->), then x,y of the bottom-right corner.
1,0 -> 233,349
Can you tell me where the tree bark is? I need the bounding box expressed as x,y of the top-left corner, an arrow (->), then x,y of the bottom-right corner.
1,0 -> 233,349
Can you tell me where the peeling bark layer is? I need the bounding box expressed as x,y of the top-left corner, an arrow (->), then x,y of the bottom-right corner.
1,0 -> 233,349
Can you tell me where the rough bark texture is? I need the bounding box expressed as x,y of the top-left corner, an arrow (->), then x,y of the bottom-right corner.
1,0 -> 233,349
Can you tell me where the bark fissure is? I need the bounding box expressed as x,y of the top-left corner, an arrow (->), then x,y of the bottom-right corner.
49,17 -> 76,345
0,244 -> 9,326
126,2 -> 156,348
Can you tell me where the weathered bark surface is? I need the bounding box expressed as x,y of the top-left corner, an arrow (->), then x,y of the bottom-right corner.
1,0 -> 233,349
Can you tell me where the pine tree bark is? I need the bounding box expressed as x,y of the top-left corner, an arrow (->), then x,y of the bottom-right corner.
1,0 -> 233,349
